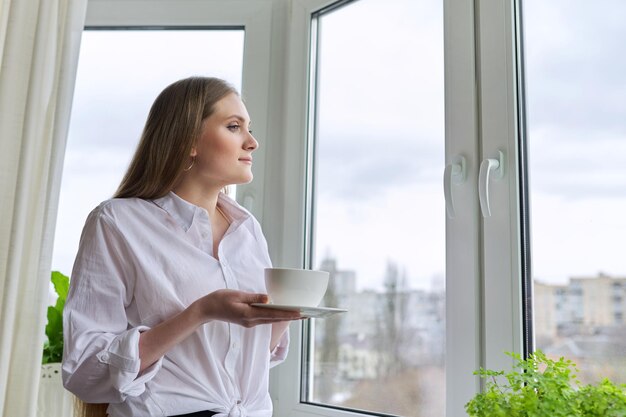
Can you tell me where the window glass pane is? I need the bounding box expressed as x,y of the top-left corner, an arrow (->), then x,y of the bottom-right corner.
51,30 -> 244,277
307,1 -> 445,415
526,1 -> 626,383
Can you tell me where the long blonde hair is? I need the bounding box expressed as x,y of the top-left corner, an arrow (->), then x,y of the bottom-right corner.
114,77 -> 238,199
74,400 -> 108,417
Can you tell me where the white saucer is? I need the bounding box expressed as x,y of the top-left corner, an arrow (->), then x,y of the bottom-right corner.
251,303 -> 347,318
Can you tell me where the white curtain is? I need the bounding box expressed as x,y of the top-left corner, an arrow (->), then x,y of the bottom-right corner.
0,0 -> 87,415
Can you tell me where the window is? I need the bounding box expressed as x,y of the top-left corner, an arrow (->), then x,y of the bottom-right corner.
303,0 -> 445,415
525,0 -> 626,384
52,1 -> 622,417
52,29 -> 244,276
274,1 -> 485,416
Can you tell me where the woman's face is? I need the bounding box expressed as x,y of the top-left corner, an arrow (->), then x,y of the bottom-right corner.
191,93 -> 258,188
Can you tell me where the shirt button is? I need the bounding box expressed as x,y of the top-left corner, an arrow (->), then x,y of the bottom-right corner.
101,353 -> 110,361
232,342 -> 238,350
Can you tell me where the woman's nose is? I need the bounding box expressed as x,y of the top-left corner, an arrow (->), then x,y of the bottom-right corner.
245,132 -> 258,150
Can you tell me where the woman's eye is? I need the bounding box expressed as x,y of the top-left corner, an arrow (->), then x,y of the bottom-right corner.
248,129 -> 253,134
227,124 -> 240,131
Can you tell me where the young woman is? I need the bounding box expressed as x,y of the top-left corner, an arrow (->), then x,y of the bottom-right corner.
62,77 -> 301,417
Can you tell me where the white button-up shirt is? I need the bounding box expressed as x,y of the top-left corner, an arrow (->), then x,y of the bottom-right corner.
62,192 -> 289,417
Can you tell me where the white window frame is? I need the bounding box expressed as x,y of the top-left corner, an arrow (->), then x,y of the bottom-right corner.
271,1 -> 525,417
442,0 -> 483,414
474,0 -> 525,374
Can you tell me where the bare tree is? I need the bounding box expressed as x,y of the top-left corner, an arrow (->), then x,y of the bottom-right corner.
316,257 -> 341,402
375,260 -> 410,377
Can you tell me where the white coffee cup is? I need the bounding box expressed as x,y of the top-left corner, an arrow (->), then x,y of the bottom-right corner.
264,267 -> 329,307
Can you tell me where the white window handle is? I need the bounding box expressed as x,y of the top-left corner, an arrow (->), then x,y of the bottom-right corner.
443,155 -> 466,218
478,150 -> 505,217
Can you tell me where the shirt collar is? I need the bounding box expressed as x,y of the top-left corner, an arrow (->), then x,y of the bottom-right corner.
151,191 -> 249,232
152,191 -> 199,231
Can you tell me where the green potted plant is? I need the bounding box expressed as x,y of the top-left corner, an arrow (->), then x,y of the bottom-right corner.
38,271 -> 74,417
42,271 -> 69,364
465,350 -> 626,417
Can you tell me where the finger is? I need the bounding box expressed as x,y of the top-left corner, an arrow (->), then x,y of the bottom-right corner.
244,317 -> 303,326
243,293 -> 270,305
254,311 -> 302,321
247,306 -> 300,319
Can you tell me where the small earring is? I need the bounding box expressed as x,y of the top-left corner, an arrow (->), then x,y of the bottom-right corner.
184,156 -> 195,172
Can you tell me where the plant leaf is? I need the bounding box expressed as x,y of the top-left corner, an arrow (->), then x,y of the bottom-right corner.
51,270 -> 69,301
42,271 -> 69,364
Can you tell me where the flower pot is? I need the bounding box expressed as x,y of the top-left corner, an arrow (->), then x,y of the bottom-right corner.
38,363 -> 74,417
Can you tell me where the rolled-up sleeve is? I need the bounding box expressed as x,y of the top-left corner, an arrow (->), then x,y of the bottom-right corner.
62,207 -> 162,403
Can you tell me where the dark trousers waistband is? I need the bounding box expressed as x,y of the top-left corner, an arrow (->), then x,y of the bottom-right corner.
169,411 -> 217,417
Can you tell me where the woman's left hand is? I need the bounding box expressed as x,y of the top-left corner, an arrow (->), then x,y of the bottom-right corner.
190,289 -> 301,328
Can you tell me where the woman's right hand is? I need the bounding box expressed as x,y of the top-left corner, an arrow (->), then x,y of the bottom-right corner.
191,289 -> 301,328
138,289 -> 300,372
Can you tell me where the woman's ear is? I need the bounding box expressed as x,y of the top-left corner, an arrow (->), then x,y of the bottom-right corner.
190,147 -> 197,157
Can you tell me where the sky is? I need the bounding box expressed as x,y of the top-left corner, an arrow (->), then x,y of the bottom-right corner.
311,0 -> 445,291
51,0 -> 626,294
523,0 -> 626,284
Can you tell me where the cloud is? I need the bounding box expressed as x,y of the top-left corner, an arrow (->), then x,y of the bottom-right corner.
315,133 -> 443,201
523,0 -> 626,203
315,0 -> 444,141
67,30 -> 245,151
314,184 -> 445,291
528,126 -> 626,199
524,0 -> 626,136
68,95 -> 146,150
